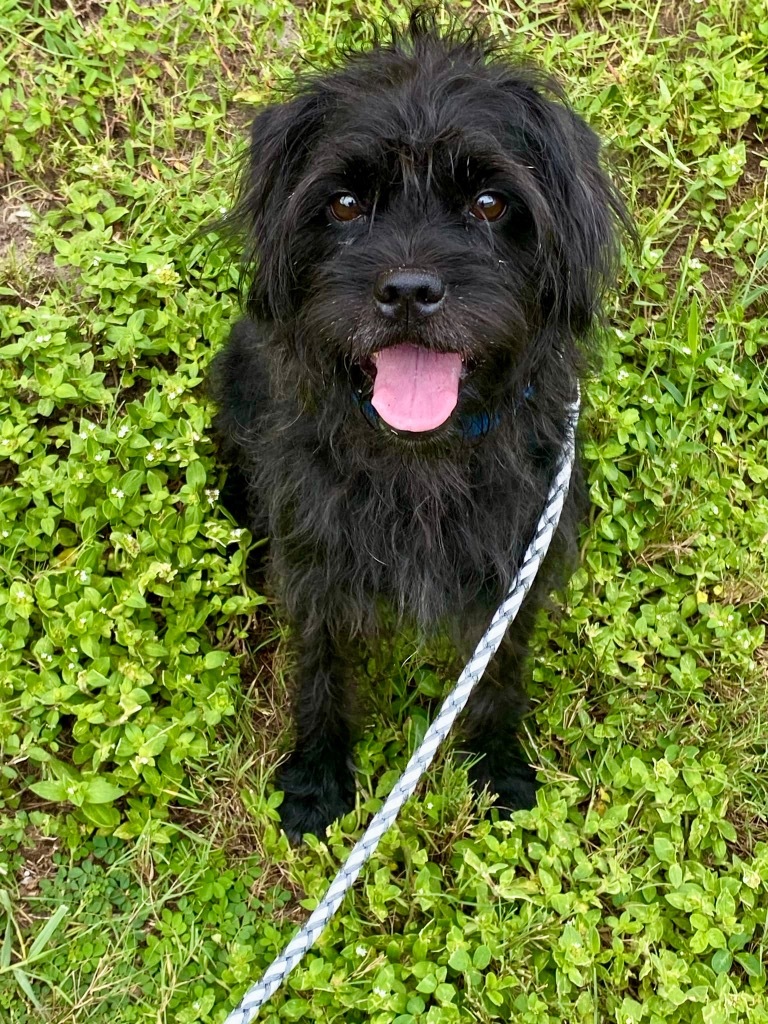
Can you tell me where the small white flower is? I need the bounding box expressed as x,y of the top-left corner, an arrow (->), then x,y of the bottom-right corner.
192,432 -> 200,442
70,646 -> 78,653
99,607 -> 107,614
94,452 -> 105,461
727,615 -> 733,622
711,404 -> 719,411
110,488 -> 124,498
670,461 -> 678,470
1,530 -> 8,538
76,470 -> 85,480
68,662 -> 76,670
681,345 -> 691,356
146,452 -> 155,462
617,369 -> 629,382
373,986 -> 387,998
231,529 -> 243,540
356,945 -> 367,956
36,333 -> 52,343
78,571 -> 88,583
118,424 -> 129,438
711,505 -> 719,515
642,394 -> 654,404
153,440 -> 163,450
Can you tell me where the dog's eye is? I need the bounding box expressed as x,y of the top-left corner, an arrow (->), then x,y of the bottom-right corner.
329,193 -> 365,222
469,192 -> 507,222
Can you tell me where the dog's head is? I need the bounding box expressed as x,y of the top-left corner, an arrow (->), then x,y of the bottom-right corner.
232,13 -> 627,443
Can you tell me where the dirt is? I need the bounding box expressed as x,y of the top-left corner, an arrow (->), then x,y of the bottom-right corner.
16,828 -> 61,925
657,0 -> 704,39
0,199 -> 36,260
0,194 -> 68,305
653,123 -> 767,305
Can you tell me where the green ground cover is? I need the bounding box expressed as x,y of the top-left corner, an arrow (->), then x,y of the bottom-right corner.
1,0 -> 767,1021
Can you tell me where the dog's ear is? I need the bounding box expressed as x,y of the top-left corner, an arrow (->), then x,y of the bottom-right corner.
503,80 -> 628,336
233,92 -> 328,319
541,104 -> 628,333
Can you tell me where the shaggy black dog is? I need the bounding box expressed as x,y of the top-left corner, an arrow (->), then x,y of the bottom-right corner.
211,13 -> 627,842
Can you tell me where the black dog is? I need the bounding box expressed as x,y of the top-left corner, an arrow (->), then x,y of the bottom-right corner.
211,13 -> 627,842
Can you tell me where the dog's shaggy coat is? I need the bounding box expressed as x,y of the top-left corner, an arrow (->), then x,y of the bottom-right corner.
211,13 -> 627,840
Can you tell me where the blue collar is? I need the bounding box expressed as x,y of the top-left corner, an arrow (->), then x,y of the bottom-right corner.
352,383 -> 534,441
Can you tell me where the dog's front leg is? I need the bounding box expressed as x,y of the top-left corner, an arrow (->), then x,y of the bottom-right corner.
461,617 -> 540,814
277,617 -> 357,842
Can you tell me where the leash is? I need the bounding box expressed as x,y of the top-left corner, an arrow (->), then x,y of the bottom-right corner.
224,388 -> 580,1024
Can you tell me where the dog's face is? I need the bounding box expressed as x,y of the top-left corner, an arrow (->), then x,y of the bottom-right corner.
234,22 -> 624,442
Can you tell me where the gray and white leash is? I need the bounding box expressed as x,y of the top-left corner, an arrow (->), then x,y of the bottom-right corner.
224,390 -> 580,1024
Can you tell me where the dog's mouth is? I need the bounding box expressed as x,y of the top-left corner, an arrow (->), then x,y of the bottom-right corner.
353,344 -> 471,434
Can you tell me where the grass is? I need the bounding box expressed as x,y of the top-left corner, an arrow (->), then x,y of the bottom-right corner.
1,0 -> 767,1021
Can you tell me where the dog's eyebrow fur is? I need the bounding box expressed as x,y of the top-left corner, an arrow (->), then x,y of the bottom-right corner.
293,122 -> 553,221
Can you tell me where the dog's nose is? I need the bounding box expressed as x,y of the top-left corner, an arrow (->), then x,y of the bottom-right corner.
374,269 -> 446,319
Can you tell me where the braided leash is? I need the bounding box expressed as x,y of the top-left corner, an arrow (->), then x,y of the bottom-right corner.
224,390 -> 580,1024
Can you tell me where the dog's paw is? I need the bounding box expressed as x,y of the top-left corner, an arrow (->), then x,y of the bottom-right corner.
468,758 -> 539,817
276,755 -> 356,843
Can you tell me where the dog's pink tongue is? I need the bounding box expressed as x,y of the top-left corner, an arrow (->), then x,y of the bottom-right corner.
371,344 -> 462,432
